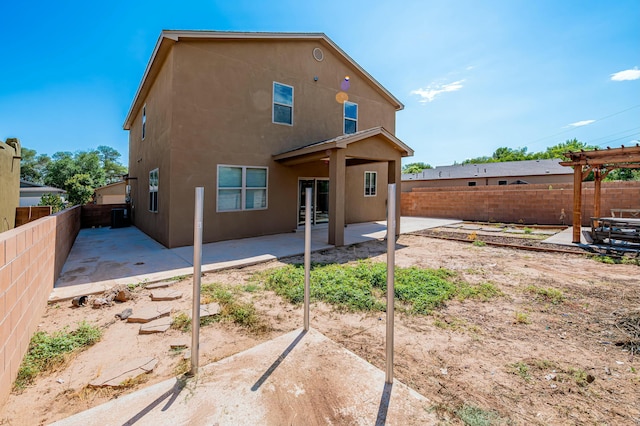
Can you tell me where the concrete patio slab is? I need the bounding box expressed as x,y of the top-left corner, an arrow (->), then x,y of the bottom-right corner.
52,328 -> 435,425
50,217 -> 461,303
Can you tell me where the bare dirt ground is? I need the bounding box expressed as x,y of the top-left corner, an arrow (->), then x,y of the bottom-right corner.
1,231 -> 639,425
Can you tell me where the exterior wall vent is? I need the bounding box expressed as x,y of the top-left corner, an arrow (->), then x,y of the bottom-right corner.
313,47 -> 324,62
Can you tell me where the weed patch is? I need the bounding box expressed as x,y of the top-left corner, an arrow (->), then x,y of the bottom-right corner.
14,322 -> 101,391
259,261 -> 498,314
456,403 -> 506,425
508,361 -> 532,382
525,285 -> 565,304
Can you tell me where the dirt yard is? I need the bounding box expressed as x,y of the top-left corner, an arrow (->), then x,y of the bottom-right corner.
1,232 -> 639,425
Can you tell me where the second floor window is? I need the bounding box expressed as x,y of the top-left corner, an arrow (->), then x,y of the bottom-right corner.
273,82 -> 293,125
344,101 -> 358,134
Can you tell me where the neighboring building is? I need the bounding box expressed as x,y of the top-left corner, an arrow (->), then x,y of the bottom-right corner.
0,138 -> 21,232
94,181 -> 127,205
402,159 -> 573,191
124,31 -> 412,248
19,180 -> 67,207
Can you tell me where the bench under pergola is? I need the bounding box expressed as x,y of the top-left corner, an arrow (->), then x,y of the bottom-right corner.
560,144 -> 640,243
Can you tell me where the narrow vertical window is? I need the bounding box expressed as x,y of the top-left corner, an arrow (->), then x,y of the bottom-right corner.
142,105 -> 147,140
149,168 -> 158,212
344,101 -> 358,134
364,171 -> 377,196
273,82 -> 293,125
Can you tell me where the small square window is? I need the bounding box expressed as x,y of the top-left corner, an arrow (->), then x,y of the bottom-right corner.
468,181 -> 477,187
498,180 -> 507,185
217,165 -> 268,212
273,82 -> 293,125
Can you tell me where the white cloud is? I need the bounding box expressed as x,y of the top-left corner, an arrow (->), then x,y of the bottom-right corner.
411,80 -> 465,103
569,120 -> 595,127
610,68 -> 640,81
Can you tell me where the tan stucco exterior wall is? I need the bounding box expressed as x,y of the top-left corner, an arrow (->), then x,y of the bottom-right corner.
95,181 -> 127,205
0,139 -> 21,232
128,37 -> 402,248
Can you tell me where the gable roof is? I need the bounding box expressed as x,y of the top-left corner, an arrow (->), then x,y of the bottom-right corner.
403,159 -> 572,181
123,30 -> 404,130
19,180 -> 66,194
273,127 -> 413,162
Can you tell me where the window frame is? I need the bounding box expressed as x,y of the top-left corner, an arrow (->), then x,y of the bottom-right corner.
344,101 -> 358,134
142,104 -> 147,140
498,180 -> 507,186
272,82 -> 294,126
468,181 -> 477,187
149,168 -> 158,213
364,171 -> 377,197
217,165 -> 268,212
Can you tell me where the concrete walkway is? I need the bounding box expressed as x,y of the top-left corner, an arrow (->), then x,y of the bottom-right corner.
51,217 -> 461,302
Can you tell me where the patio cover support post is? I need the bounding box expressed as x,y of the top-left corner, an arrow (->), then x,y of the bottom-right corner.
328,148 -> 346,246
386,183 -> 396,384
190,187 -> 204,376
387,160 -> 401,238
304,187 -> 311,331
572,166 -> 582,243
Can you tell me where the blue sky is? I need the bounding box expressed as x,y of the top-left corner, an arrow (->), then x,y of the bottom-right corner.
1,0 -> 639,167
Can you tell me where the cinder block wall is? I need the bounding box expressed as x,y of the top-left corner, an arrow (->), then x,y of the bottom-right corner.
0,206 -> 80,405
401,182 -> 640,225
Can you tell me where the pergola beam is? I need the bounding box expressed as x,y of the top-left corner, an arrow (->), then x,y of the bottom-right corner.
562,145 -> 640,244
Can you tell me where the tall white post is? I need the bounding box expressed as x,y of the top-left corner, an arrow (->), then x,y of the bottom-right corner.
385,184 -> 396,384
190,187 -> 204,375
304,187 -> 312,331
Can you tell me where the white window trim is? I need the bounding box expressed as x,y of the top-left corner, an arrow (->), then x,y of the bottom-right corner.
344,101 -> 358,134
364,171 -> 377,197
272,82 -> 294,126
217,165 -> 269,212
142,104 -> 147,140
149,168 -> 158,213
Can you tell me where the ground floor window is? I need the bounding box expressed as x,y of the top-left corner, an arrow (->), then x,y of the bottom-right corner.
149,168 -> 158,212
364,171 -> 377,196
217,165 -> 268,212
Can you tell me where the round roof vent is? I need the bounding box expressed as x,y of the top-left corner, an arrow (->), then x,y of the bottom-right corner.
313,47 -> 324,62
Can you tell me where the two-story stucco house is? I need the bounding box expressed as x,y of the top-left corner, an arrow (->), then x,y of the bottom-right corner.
124,31 -> 413,248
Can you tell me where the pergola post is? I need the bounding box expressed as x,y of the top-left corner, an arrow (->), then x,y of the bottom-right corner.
572,165 -> 582,243
594,169 -> 602,220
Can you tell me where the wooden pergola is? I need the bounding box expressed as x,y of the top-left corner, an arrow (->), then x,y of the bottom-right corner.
560,144 -> 640,243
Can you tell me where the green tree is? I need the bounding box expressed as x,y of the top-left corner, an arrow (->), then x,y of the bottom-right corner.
97,145 -> 127,183
38,193 -> 65,213
44,151 -> 77,189
20,148 -> 51,184
75,150 -> 106,187
540,138 -> 597,160
605,168 -> 640,181
65,173 -> 95,205
402,162 -> 432,174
